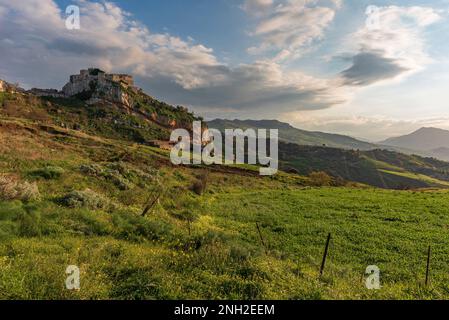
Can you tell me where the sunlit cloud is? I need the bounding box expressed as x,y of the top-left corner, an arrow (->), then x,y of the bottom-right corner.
339,5 -> 441,86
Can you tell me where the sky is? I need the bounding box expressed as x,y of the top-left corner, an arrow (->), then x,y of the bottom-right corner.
1,0 -> 449,141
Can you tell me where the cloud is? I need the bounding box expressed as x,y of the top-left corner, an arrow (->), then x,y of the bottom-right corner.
141,60 -> 346,118
340,51 -> 408,86
339,5 -> 441,86
241,0 -> 273,16
245,0 -> 342,62
0,0 -> 344,117
0,0 -> 224,89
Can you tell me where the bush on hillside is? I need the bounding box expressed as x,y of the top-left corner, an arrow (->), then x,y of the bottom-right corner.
80,162 -> 158,190
191,170 -> 209,195
30,166 -> 65,180
17,208 -> 41,237
308,171 -> 332,187
0,175 -> 40,201
111,211 -> 172,242
60,189 -> 110,210
79,164 -> 103,176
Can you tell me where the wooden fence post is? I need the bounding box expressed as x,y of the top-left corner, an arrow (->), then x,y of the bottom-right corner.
319,233 -> 331,277
425,245 -> 431,287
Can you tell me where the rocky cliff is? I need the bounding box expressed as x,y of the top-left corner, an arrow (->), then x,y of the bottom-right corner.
61,68 -> 136,108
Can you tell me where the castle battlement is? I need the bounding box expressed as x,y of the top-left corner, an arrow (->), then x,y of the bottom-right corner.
61,68 -> 137,105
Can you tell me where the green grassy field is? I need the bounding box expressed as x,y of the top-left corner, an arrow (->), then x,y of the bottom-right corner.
1,119 -> 449,299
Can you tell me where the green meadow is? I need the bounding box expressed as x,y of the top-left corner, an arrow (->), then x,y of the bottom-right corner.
1,119 -> 449,300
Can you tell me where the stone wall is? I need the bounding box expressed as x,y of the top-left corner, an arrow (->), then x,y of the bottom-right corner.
62,68 -> 135,107
29,88 -> 65,98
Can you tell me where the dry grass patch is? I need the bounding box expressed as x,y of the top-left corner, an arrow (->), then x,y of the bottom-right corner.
0,174 -> 40,201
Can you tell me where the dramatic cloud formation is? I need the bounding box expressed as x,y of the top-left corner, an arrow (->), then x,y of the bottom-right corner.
340,5 -> 441,86
0,0 -> 223,89
244,0 -> 342,62
0,0 -> 445,139
0,0 -> 344,115
144,60 -> 346,118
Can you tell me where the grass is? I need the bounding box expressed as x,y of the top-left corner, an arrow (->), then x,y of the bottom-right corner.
1,116 -> 449,299
379,169 -> 449,187
2,187 -> 449,299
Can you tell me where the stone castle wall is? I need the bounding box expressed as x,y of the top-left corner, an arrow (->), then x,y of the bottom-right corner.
29,88 -> 65,98
61,68 -> 136,106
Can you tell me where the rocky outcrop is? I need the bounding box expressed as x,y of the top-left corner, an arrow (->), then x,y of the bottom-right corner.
62,68 -> 137,107
0,80 -> 22,94
26,68 -> 138,108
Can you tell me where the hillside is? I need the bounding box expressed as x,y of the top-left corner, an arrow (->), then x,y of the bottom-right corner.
1,112 -> 449,299
208,119 -> 377,150
279,143 -> 449,189
381,127 -> 449,160
206,119 -> 449,189
0,70 -> 201,144
3,77 -> 449,191
2,73 -> 449,299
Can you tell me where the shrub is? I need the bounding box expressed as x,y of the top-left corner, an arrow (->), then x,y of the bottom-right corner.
30,166 -> 64,180
191,170 -> 209,195
308,171 -> 332,187
80,163 -> 136,190
111,212 -> 172,242
0,175 -> 40,201
191,181 -> 204,195
60,189 -> 110,210
15,182 -> 41,201
79,164 -> 103,176
104,172 -> 133,190
333,176 -> 347,187
17,209 -> 41,237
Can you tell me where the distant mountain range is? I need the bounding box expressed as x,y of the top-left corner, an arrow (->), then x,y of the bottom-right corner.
206,119 -> 449,188
208,119 -> 449,162
381,127 -> 449,161
207,119 -> 377,151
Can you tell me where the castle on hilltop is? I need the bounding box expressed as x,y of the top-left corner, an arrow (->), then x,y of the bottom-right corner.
30,68 -> 139,107
62,68 -> 136,97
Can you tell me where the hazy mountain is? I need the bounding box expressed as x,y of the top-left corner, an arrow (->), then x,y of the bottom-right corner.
381,127 -> 449,152
207,119 -> 377,151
